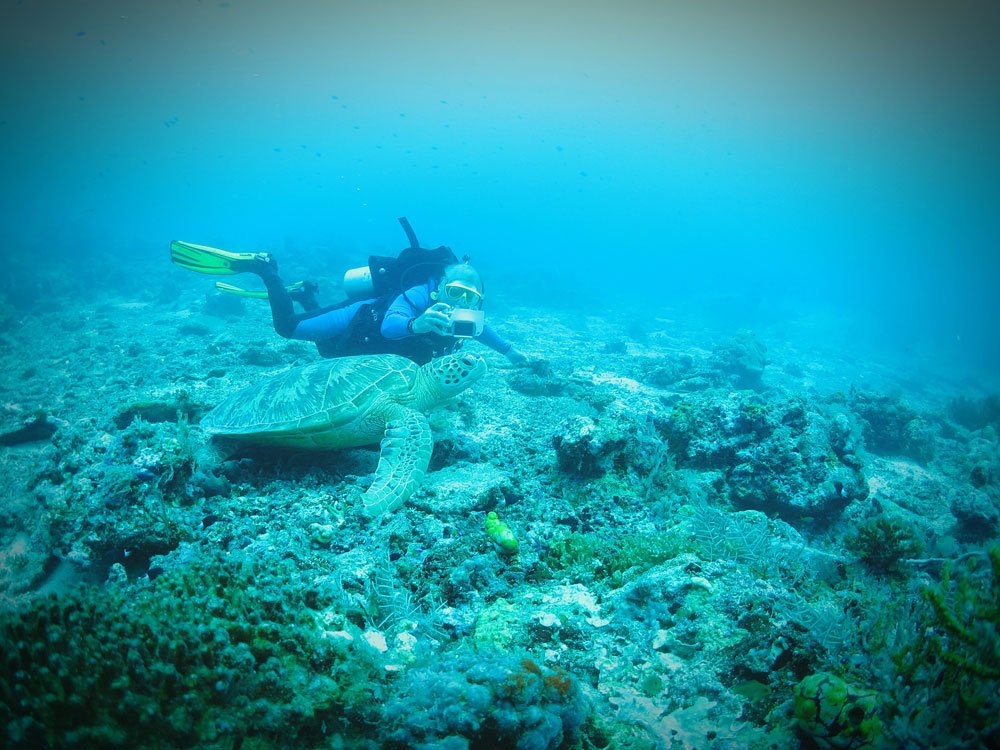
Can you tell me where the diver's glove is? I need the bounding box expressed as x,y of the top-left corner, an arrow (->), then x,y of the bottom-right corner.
505,347 -> 529,367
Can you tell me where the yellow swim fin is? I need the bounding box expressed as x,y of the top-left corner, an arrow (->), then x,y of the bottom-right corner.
169,240 -> 271,276
214,281 -> 268,299
214,280 -> 306,299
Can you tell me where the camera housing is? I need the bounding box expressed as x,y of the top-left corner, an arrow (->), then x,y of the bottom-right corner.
449,308 -> 485,338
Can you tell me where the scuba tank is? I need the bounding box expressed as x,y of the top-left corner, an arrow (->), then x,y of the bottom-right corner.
342,264 -> 375,298
342,217 -> 460,299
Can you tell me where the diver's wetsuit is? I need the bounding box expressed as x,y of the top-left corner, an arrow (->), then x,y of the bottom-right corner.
258,270 -> 513,365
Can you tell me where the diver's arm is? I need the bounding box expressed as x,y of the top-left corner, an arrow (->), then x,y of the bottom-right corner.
381,285 -> 432,339
477,324 -> 512,354
479,325 -> 529,366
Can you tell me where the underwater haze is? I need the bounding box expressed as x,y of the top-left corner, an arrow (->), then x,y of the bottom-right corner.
2,0 -> 999,380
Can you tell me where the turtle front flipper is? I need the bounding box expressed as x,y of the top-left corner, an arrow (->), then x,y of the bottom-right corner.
362,407 -> 433,517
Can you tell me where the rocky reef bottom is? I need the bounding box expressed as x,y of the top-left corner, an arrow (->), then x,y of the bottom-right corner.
1,275 -> 998,749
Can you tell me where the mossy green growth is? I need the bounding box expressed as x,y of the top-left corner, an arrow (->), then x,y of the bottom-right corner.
603,529 -> 691,580
793,672 -> 883,749
845,514 -> 923,575
472,597 -> 519,650
923,546 -> 1000,679
638,672 -> 664,697
542,533 -> 601,575
0,554 -> 380,749
908,545 -> 1000,730
541,528 -> 691,586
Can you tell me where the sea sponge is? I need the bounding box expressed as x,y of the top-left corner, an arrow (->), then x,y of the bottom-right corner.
793,672 -> 883,749
379,649 -> 588,750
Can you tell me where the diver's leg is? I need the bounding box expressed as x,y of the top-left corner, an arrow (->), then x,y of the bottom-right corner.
291,300 -> 366,341
257,268 -> 300,338
259,267 -> 360,343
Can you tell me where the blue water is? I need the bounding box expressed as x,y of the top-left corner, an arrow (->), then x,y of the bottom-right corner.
2,0 -> 998,381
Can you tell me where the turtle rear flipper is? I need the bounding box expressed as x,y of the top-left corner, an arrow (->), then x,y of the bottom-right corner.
363,408 -> 432,517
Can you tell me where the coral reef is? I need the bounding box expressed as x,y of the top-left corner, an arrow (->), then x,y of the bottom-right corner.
950,489 -> 1000,540
866,548 -> 1000,747
920,549 -> 1000,720
551,415 -> 629,478
0,554 -> 382,748
660,390 -> 867,522
710,330 -> 769,389
1,281 -> 998,748
948,393 -> 1000,431
379,649 -> 588,749
849,390 -> 937,462
845,514 -> 923,575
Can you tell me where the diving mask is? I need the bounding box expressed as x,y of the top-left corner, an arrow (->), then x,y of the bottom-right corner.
442,280 -> 483,308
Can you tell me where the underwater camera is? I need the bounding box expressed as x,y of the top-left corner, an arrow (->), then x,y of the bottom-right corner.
449,307 -> 484,338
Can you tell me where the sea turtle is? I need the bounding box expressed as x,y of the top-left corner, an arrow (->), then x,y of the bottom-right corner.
200,352 -> 487,517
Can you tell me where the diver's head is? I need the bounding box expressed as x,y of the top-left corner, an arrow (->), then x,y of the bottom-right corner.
435,263 -> 484,309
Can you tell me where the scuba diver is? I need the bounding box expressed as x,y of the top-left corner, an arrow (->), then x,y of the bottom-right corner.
169,218 -> 529,366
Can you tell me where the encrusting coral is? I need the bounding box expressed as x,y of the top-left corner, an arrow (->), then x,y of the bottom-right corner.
0,553 -> 382,748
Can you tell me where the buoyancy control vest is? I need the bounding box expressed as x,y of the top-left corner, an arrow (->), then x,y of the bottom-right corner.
316,217 -> 465,364
342,216 -> 461,299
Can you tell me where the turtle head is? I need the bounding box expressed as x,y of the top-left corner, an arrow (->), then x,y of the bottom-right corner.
417,352 -> 487,407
